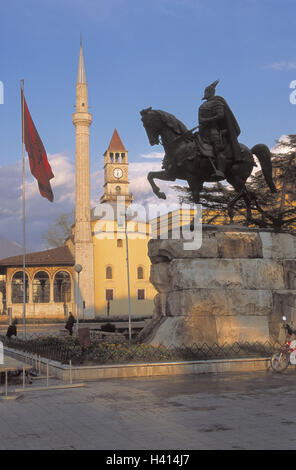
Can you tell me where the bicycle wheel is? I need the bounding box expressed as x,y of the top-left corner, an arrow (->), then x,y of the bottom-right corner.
271,351 -> 289,373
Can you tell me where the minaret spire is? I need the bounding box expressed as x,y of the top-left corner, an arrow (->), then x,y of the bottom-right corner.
72,39 -> 95,319
77,37 -> 87,85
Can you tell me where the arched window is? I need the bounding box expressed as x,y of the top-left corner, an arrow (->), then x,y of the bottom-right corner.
137,266 -> 144,279
33,271 -> 50,303
12,271 -> 28,303
117,239 -> 123,248
54,271 -> 71,303
115,186 -> 121,195
106,266 -> 113,279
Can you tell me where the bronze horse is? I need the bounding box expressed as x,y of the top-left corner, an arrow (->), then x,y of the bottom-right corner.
141,107 -> 276,224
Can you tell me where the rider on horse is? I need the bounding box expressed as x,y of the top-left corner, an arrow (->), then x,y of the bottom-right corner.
198,80 -> 242,180
141,83 -> 276,224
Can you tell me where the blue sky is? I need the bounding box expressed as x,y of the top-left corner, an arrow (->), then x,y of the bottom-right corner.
0,0 -> 296,250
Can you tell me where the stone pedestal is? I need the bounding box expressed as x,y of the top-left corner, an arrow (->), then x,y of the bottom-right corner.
146,227 -> 296,346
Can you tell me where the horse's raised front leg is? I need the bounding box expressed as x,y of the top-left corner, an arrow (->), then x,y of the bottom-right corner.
147,170 -> 176,200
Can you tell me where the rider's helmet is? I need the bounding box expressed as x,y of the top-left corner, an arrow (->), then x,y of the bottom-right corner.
202,80 -> 219,100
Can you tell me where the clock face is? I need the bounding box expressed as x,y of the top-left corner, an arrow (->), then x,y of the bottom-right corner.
113,168 -> 123,179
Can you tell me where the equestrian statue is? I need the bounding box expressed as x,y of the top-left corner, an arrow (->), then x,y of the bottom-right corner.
140,80 -> 276,224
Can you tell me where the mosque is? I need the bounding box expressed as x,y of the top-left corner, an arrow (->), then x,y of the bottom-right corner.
0,42 -> 158,320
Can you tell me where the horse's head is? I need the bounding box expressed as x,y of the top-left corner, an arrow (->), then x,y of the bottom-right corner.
140,107 -> 162,146
140,107 -> 188,147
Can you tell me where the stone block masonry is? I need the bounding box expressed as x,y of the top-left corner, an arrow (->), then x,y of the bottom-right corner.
147,227 -> 296,346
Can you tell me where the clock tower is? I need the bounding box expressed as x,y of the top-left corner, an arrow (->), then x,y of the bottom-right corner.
100,128 -> 133,206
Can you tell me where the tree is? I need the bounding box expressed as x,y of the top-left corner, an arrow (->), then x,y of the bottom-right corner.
174,135 -> 296,232
41,211 -> 74,248
175,182 -> 246,224
248,135 -> 296,232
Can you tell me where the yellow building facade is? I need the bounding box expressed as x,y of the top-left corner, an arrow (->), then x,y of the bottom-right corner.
91,129 -> 157,317
92,218 -> 156,317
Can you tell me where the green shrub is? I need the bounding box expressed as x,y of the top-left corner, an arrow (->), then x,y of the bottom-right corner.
101,323 -> 116,332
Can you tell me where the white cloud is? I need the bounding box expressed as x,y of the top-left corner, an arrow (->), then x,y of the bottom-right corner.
0,236 -> 22,258
250,135 -> 291,176
140,152 -> 165,159
128,161 -> 186,210
265,61 -> 296,71
90,160 -> 179,208
270,134 -> 292,154
91,159 -> 187,219
0,153 -> 75,251
91,169 -> 104,207
0,152 -> 189,252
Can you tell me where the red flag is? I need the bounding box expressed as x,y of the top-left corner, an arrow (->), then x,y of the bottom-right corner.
21,89 -> 54,202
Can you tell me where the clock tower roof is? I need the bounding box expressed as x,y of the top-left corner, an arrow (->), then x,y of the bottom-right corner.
106,129 -> 127,153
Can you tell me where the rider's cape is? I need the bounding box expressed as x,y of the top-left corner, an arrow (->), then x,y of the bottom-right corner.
214,96 -> 241,161
162,97 -> 242,173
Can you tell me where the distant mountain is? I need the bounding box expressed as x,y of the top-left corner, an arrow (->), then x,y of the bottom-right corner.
0,236 -> 22,259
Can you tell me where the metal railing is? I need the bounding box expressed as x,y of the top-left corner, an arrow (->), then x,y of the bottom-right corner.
0,334 -> 280,365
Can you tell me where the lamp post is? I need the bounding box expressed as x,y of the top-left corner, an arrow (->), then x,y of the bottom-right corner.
117,197 -> 132,342
74,264 -> 83,334
124,212 -> 132,343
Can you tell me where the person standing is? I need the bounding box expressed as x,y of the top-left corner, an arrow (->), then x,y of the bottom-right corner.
6,318 -> 17,340
65,311 -> 75,336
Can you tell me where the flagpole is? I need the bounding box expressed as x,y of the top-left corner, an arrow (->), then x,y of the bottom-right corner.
21,80 -> 26,339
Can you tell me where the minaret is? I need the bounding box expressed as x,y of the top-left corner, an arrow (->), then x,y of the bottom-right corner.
72,39 -> 95,319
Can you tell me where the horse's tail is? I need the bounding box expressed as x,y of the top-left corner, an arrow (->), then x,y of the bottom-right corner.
251,144 -> 277,193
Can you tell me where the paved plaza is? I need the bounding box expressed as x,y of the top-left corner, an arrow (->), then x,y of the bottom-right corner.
1,369 -> 296,450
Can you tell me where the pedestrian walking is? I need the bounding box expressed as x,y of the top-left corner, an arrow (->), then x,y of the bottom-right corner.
65,311 -> 75,336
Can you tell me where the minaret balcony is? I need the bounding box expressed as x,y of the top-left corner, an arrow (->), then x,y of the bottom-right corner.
72,112 -> 92,126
